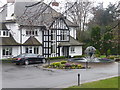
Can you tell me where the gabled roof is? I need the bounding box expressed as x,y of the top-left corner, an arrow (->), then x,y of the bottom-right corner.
1,1 -> 78,27
0,23 -> 8,30
23,36 -> 42,46
0,34 -> 20,46
59,36 -> 84,46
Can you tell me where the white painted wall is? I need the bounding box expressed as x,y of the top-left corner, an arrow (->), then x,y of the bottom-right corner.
22,27 -> 43,44
69,27 -> 76,39
69,46 -> 82,57
0,46 -> 2,59
12,46 -> 20,57
21,28 -> 29,44
35,30 -> 43,44
6,23 -> 20,43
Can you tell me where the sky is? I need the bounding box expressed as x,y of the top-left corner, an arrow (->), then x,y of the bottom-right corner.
0,0 -> 119,8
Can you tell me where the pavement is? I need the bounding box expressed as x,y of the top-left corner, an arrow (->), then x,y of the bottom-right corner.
1,62 -> 119,88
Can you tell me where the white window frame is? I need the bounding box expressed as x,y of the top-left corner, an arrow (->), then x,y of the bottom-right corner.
71,46 -> 75,53
26,29 -> 38,36
2,47 -> 12,56
0,30 -> 9,37
61,30 -> 69,41
25,46 -> 39,54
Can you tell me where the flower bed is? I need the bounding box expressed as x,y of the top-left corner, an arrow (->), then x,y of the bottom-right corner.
44,60 -> 85,69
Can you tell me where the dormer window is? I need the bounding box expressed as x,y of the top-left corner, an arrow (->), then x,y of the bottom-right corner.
26,29 -> 38,36
0,30 -> 9,37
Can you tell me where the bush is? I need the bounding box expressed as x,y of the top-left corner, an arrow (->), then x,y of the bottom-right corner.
46,62 -> 84,69
95,50 -> 101,57
50,62 -> 61,67
107,56 -> 115,59
107,49 -> 111,56
48,56 -> 66,60
77,64 -> 82,69
60,60 -> 67,64
100,55 -> 106,58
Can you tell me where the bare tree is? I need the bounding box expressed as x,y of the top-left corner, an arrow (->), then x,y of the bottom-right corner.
65,0 -> 93,31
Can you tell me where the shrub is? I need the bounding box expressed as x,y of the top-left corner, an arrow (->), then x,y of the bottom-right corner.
60,60 -> 67,64
59,64 -> 65,69
107,56 -> 115,59
100,55 -> 106,58
107,49 -> 111,56
50,62 -> 61,68
95,50 -> 101,57
48,56 -> 66,60
77,64 -> 82,68
65,63 -> 71,67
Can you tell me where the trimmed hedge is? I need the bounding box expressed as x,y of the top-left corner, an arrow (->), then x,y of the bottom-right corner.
48,56 -> 66,60
73,55 -> 85,58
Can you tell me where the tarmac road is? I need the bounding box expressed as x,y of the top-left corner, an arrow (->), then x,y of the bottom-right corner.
1,62 -> 119,88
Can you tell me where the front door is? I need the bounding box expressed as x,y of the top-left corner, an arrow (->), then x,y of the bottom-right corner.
63,46 -> 69,58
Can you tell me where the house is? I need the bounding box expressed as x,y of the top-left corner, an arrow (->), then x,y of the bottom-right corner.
0,0 -> 83,59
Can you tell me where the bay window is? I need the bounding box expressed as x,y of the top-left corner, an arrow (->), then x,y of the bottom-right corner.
25,46 -> 39,54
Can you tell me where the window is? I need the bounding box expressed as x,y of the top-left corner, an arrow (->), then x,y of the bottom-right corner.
51,43 -> 56,53
71,47 -> 75,53
51,30 -> 56,41
0,30 -> 9,37
61,30 -> 69,41
26,29 -> 38,36
2,47 -> 12,56
25,46 -> 39,54
34,47 -> 39,54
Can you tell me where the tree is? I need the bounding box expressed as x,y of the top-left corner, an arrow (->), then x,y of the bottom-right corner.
90,26 -> 101,50
65,0 -> 93,41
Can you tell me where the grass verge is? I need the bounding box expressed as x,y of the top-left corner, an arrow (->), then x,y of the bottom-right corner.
64,76 -> 119,90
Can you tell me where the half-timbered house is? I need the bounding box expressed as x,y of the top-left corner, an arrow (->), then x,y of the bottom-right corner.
0,0 -> 83,59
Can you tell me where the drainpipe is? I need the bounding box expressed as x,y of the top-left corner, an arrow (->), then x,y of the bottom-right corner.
20,26 -> 22,54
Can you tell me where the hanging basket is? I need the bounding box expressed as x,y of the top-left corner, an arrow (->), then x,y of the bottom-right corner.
52,2 -> 59,6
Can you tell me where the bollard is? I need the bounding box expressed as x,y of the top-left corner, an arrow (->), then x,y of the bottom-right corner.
78,73 -> 80,86
86,62 -> 88,69
48,58 -> 50,65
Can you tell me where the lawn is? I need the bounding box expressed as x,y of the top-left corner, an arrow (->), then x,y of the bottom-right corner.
65,76 -> 119,90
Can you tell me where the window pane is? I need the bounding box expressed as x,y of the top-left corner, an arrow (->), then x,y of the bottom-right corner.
29,50 -> 32,53
26,31 -> 28,35
6,31 -> 8,36
35,31 -> 38,35
2,49 -> 5,55
26,47 -> 28,53
3,31 -> 6,36
32,31 -> 34,35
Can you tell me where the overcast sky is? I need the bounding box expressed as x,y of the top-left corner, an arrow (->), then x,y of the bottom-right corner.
0,0 -> 119,8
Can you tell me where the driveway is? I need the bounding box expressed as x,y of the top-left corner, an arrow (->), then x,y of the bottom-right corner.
2,62 -> 119,88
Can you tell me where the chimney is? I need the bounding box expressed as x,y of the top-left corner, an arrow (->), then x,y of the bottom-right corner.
7,0 -> 15,3
6,0 -> 15,20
